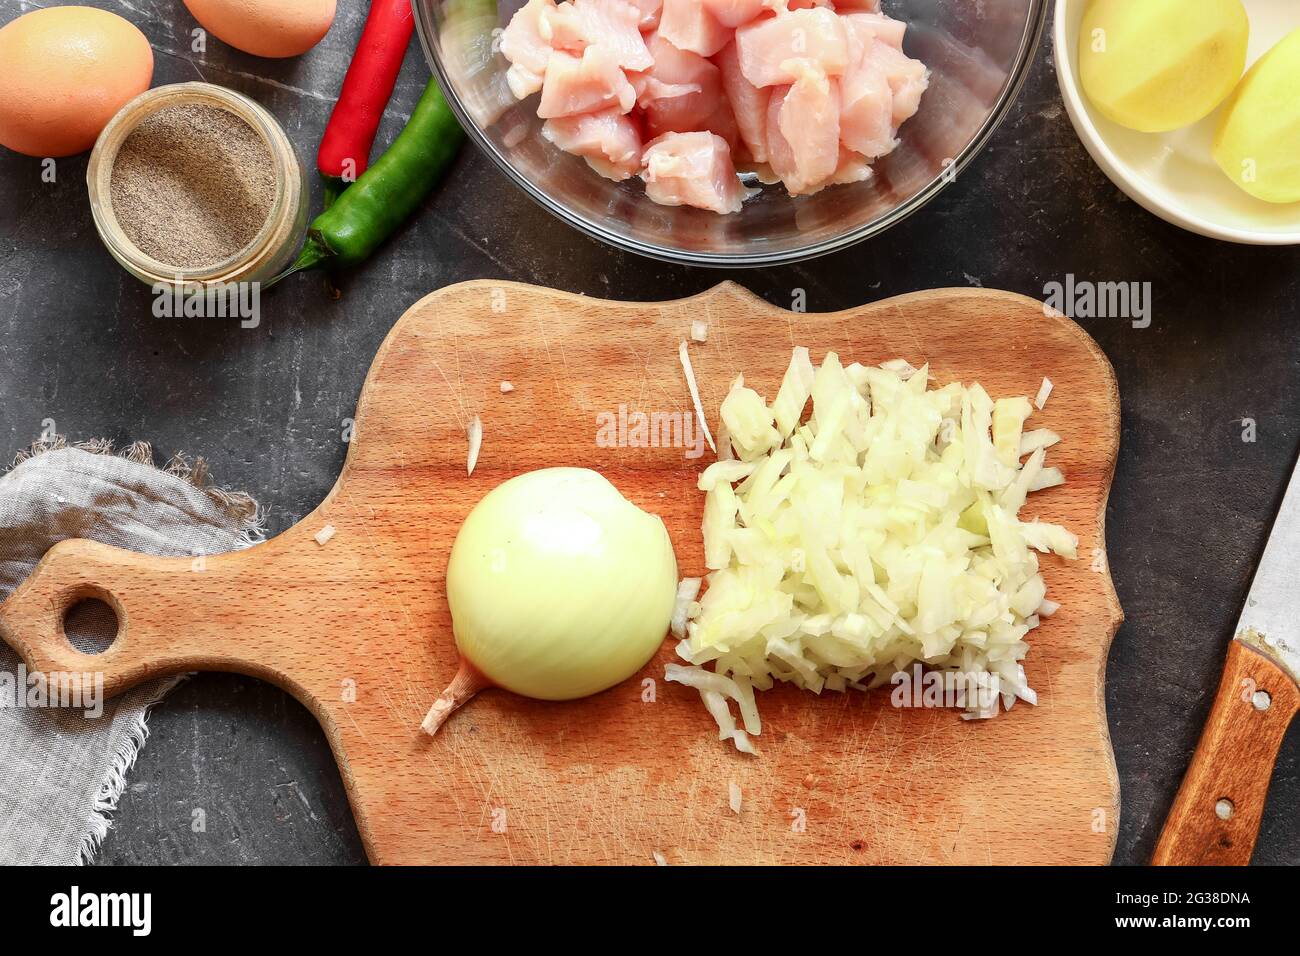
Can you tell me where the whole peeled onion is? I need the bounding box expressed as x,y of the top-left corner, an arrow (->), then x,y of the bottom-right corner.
422,467 -> 678,734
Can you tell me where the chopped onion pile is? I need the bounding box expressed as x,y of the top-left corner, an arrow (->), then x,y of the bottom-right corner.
667,350 -> 1078,751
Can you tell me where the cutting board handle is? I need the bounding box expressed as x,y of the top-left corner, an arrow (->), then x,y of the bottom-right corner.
1152,638 -> 1300,865
0,538 -> 303,698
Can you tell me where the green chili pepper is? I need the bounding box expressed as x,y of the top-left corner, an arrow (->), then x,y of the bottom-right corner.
284,77 -> 464,277
320,177 -> 345,211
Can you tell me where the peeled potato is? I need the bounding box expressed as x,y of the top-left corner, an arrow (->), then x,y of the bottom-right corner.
1214,28 -> 1300,204
1079,0 -> 1248,133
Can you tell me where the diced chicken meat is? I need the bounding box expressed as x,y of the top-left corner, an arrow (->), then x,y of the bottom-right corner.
500,0 -> 557,98
702,0 -> 765,29
698,96 -> 743,155
626,0 -> 664,30
845,11 -> 905,48
767,0 -> 834,11
542,108 -> 644,180
659,0 -> 731,56
638,30 -> 739,151
630,72 -> 704,108
735,8 -> 850,87
840,17 -> 896,158
872,39 -> 929,126
766,62 -> 840,195
828,147 -> 872,185
641,28 -> 719,89
497,0 -> 927,213
715,39 -> 769,162
540,0 -> 654,71
640,131 -> 756,213
538,46 -> 638,118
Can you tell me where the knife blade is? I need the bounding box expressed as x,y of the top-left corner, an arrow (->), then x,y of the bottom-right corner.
1153,456 -> 1300,865
1235,460 -> 1300,685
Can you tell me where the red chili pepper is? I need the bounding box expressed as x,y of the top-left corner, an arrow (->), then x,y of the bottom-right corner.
317,0 -> 416,206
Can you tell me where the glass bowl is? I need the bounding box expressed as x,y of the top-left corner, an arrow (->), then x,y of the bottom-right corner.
414,0 -> 1048,266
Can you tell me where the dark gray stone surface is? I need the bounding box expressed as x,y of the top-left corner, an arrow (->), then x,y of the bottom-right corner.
1,1 -> 1297,867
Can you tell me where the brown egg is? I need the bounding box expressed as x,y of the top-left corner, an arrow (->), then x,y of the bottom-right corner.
183,0 -> 337,59
0,6 -> 154,158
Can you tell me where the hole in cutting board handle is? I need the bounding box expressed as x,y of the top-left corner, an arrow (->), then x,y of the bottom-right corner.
62,597 -> 120,656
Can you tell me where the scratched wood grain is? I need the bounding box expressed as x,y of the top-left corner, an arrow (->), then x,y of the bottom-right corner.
0,282 -> 1122,865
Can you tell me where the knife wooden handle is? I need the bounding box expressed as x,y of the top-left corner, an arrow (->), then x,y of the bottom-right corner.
1152,638 -> 1300,865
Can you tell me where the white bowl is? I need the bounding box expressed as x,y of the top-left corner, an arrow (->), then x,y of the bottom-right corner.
1055,0 -> 1300,244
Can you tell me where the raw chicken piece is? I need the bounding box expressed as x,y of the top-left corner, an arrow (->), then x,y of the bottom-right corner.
770,135 -> 868,196
659,0 -> 731,56
641,31 -> 722,106
715,40 -> 770,162
542,108 -> 644,180
765,85 -> 797,183
626,0 -> 663,30
871,40 -> 929,126
642,81 -> 742,153
640,131 -> 755,213
538,47 -> 638,118
828,148 -> 872,185
768,110 -> 869,195
500,0 -> 557,99
767,62 -> 840,194
542,1 -> 592,47
499,0 -> 927,212
630,72 -> 704,107
840,18 -> 896,158
540,0 -> 654,71
702,0 -> 765,29
735,8 -> 850,87
699,96 -> 743,155
764,0 -> 832,11
844,11 -> 906,48
638,31 -> 739,151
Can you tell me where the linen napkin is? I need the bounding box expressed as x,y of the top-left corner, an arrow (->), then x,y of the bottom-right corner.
0,440 -> 264,865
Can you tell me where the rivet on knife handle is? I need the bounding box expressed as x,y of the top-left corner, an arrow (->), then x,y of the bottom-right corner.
1152,636 -> 1300,866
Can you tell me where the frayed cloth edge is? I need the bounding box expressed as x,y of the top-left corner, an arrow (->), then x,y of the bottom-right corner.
12,436 -> 266,536
74,674 -> 187,865
10,435 -> 269,864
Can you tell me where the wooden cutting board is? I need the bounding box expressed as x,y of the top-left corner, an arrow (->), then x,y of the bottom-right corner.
0,283 -> 1122,865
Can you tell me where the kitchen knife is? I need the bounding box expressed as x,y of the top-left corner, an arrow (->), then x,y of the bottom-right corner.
1153,458 -> 1300,865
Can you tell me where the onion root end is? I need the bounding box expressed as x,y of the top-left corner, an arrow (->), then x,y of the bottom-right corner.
421,661 -> 492,737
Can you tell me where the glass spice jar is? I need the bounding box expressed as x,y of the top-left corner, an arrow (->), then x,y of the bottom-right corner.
87,82 -> 307,289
